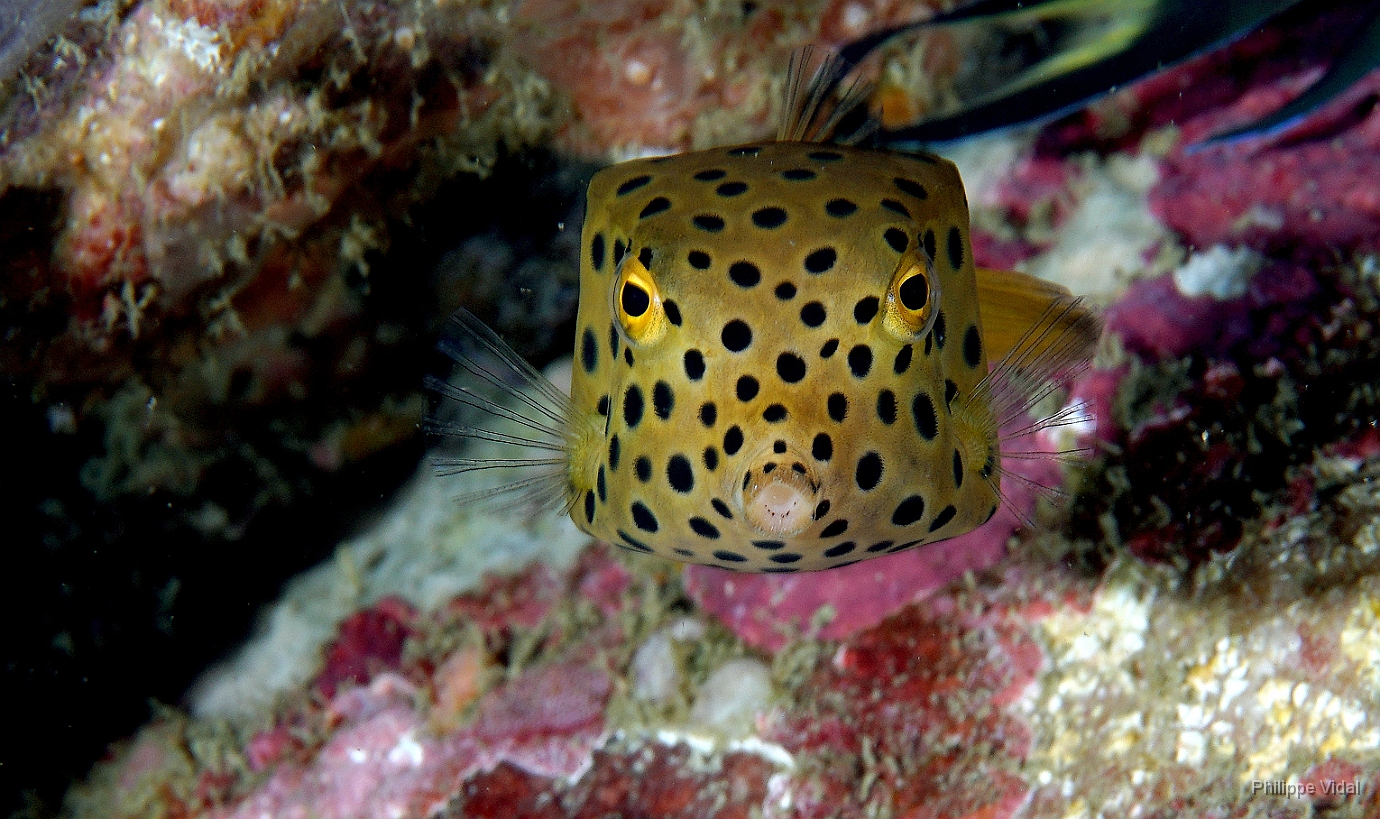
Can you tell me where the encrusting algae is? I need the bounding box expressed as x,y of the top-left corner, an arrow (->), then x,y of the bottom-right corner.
427,51 -> 1101,572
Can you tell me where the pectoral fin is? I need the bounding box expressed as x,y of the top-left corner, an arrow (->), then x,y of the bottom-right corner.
975,266 -> 1101,370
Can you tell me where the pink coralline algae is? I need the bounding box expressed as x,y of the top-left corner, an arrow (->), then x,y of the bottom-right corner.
314,597 -> 417,699
761,590 -> 1051,819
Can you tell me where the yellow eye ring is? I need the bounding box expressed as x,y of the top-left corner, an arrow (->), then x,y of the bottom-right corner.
614,250 -> 668,346
881,254 -> 939,340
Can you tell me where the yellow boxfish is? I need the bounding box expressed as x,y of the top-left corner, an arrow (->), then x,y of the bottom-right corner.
426,52 -> 1101,572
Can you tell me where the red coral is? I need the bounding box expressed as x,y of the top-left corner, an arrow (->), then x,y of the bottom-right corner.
762,600 -> 1041,819
448,743 -> 773,819
314,597 -> 417,698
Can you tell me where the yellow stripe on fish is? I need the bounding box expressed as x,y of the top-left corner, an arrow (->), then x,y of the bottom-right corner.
426,51 -> 1101,572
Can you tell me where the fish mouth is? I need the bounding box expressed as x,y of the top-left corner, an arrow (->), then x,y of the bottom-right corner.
738,443 -> 821,537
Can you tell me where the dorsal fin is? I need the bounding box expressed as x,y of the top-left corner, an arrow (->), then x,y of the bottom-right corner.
777,46 -> 878,145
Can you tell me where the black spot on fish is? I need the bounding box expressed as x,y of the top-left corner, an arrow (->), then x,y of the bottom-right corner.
617,175 -> 652,196
736,375 -> 759,402
894,177 -> 928,200
963,325 -> 981,368
689,517 -> 720,539
877,389 -> 896,424
632,501 -> 659,531
581,327 -> 597,373
694,168 -> 727,180
714,550 -> 748,562
712,498 -> 733,519
775,281 -> 797,300
730,261 -> 761,287
881,198 -> 910,218
912,392 -> 938,440
722,319 -> 752,352
812,432 -> 832,461
826,198 -> 857,217
624,348 -> 634,367
848,345 -> 873,378
944,379 -> 958,411
866,540 -> 894,553
854,297 -> 878,324
723,425 -> 743,455
717,181 -> 748,197
609,322 -> 620,358
892,495 -> 925,526
804,247 -> 836,274
703,446 -> 719,470
752,207 -> 787,228
773,440 -> 787,453
777,352 -> 806,383
663,299 -> 682,326
613,238 -> 626,265
800,302 -> 826,327
597,395 -> 609,416
751,540 -> 785,550
667,454 -> 694,493
947,225 -> 964,269
820,339 -> 838,358
639,197 -> 670,218
619,530 -> 651,552
855,452 -> 883,490
824,541 -> 855,558
699,402 -> 717,427
934,311 -> 947,348
894,344 -> 913,374
624,384 -> 644,428
820,519 -> 848,537
781,168 -> 816,180
608,435 -> 621,471
584,490 -> 595,523
952,449 -> 963,488
922,228 -> 936,261
763,404 -> 787,422
814,500 -> 831,519
884,227 -> 908,253
597,465 -> 607,502
684,349 -> 705,380
929,505 -> 956,532
591,233 -> 606,271
770,553 -> 802,564
693,214 -> 725,232
827,392 -> 847,422
638,248 -> 653,274
653,380 -> 674,420
688,250 -> 711,270
635,456 -> 652,482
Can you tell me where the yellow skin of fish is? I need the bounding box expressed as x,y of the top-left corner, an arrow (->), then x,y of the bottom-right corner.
564,141 -> 1003,572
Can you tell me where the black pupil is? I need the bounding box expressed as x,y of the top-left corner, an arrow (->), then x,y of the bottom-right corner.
899,273 -> 928,311
622,281 -> 651,317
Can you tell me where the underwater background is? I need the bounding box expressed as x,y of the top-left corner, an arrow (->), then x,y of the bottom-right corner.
3,0 -> 1380,816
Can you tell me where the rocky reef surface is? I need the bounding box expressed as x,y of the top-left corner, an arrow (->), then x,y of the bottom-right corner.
4,0 -> 1380,816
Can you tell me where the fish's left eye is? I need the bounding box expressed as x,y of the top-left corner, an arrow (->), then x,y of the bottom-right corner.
882,254 -> 939,341
614,250 -> 668,345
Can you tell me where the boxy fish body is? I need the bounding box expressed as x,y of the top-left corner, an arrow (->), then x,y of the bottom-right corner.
427,53 -> 1100,572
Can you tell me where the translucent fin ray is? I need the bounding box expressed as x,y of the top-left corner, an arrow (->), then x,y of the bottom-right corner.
425,308 -> 582,515
778,46 -> 879,146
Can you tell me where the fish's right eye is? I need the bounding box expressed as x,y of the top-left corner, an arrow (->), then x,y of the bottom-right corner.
882,255 -> 939,341
614,250 -> 668,345
621,280 -> 650,316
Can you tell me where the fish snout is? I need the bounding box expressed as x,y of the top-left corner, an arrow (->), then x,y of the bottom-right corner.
738,443 -> 820,536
